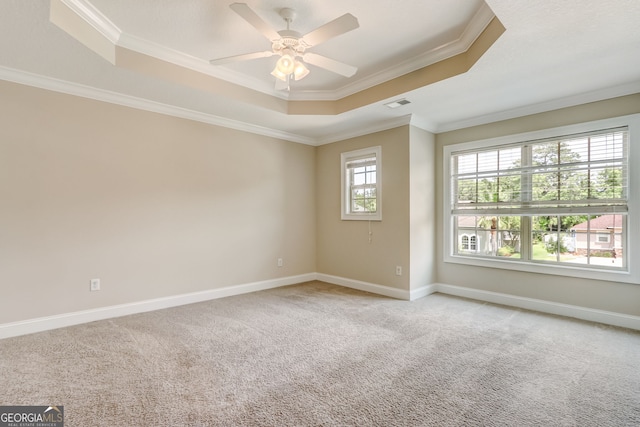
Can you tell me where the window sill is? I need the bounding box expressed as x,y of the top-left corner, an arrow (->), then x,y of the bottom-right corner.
341,215 -> 382,221
444,253 -> 638,285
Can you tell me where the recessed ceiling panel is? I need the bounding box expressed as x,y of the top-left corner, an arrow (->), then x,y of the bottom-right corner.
87,0 -> 490,93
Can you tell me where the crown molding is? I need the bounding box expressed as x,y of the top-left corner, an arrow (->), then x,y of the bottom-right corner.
287,2 -> 497,101
59,0 -> 495,103
57,0 -> 287,99
0,66 -> 315,145
315,114 -> 439,145
4,65 -> 634,147
315,115 -> 414,145
0,64 -> 429,147
57,0 -> 121,43
117,32 -> 289,100
433,81 -> 640,133
409,115 -> 438,133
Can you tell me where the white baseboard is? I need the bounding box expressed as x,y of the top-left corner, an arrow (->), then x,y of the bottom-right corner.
2,274 -> 638,339
435,283 -> 640,331
0,273 -> 316,340
410,284 -> 438,301
316,273 -> 412,300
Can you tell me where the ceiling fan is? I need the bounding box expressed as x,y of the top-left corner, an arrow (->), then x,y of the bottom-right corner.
210,3 -> 359,89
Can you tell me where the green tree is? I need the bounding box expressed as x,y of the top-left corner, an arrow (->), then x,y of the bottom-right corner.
532,215 -> 587,232
352,188 -> 376,212
478,216 -> 521,254
545,238 -> 569,254
593,167 -> 623,199
531,141 -> 583,202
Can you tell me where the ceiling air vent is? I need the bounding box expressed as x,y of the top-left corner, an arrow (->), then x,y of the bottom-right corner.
384,98 -> 411,109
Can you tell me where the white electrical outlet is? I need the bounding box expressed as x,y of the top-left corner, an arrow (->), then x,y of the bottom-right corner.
277,258 -> 283,267
395,266 -> 402,276
90,278 -> 101,291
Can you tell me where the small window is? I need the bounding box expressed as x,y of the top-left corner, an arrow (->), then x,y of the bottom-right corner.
460,234 -> 477,251
470,235 -> 477,250
341,146 -> 382,220
596,233 -> 610,243
461,235 -> 470,250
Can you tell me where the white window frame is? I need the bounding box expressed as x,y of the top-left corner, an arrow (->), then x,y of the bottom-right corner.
443,114 -> 640,284
341,146 -> 382,221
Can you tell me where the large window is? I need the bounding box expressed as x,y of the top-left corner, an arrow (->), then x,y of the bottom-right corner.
341,146 -> 382,220
444,115 -> 640,284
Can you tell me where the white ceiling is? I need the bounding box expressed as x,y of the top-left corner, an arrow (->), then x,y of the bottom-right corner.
1,0 -> 639,145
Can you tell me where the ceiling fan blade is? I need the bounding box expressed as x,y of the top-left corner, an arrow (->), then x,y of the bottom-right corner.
302,13 -> 359,47
230,3 -> 281,41
210,50 -> 274,65
303,52 -> 357,77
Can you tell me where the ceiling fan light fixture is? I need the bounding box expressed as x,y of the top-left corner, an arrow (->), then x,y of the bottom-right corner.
274,52 -> 295,75
213,4 -> 360,86
293,60 -> 309,80
270,67 -> 288,82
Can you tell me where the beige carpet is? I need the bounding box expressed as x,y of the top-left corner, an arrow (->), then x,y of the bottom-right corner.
1,281 -> 639,426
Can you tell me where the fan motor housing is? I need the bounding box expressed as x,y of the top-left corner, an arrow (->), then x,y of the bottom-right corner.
274,30 -> 307,53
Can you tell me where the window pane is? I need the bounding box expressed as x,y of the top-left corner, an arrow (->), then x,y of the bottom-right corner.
457,153 -> 478,174
532,215 -> 577,262
455,215 -> 520,258
563,170 -> 588,201
366,170 -> 376,184
496,216 -> 520,257
364,187 -> 376,197
531,214 -> 624,268
477,151 -> 497,172
456,179 -> 477,204
590,166 -> 624,199
527,131 -> 627,207
532,141 -> 560,166
577,214 -> 624,268
477,177 -> 497,203
561,138 -> 587,164
499,147 -> 521,170
455,216 -> 483,254
590,132 -> 624,161
532,171 -> 559,201
352,171 -> 366,185
497,173 -> 521,203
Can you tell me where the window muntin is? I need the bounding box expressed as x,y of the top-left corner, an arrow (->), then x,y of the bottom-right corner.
444,115 -> 639,283
341,146 -> 382,220
452,128 -> 628,215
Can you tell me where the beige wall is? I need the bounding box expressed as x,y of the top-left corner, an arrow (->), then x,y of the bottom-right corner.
1,77 -> 638,326
316,127 -> 411,289
435,94 -> 640,316
409,126 -> 436,292
0,80 -> 316,324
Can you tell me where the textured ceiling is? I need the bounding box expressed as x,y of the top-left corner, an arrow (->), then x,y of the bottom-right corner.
1,0 -> 639,144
